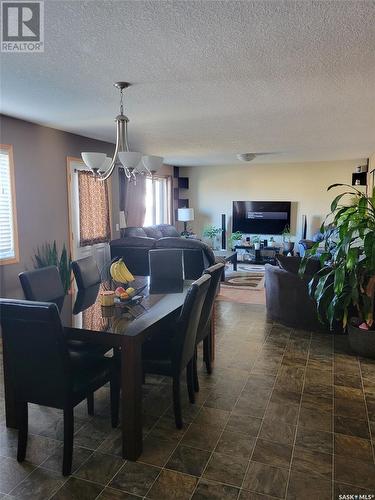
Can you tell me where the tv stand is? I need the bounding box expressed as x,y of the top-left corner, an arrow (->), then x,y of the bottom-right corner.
234,245 -> 282,265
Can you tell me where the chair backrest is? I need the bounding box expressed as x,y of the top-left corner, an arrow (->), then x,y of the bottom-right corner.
72,256 -> 101,290
19,266 -> 64,302
172,274 -> 211,372
149,249 -> 183,293
196,263 -> 225,344
0,299 -> 71,407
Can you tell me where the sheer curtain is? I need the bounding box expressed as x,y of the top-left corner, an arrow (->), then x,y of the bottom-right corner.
119,169 -> 146,227
78,171 -> 111,246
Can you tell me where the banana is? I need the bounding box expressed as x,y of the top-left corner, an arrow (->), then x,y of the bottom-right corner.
110,259 -> 135,283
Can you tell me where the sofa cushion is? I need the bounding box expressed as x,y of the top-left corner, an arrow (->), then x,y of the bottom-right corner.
158,224 -> 180,237
143,226 -> 163,239
276,255 -> 321,276
110,236 -> 156,248
123,227 -> 147,238
156,237 -> 216,264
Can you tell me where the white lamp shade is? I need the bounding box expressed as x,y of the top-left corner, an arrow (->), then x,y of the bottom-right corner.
142,155 -> 163,173
177,208 -> 194,222
81,152 -> 107,171
118,151 -> 142,169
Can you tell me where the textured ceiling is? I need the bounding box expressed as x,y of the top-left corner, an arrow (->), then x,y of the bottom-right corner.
1,0 -> 374,166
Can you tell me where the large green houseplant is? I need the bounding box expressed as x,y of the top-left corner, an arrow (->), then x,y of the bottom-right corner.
301,184 -> 375,355
33,241 -> 72,294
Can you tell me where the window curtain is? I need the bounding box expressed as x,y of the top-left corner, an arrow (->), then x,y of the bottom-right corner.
78,171 -> 111,246
119,168 -> 146,227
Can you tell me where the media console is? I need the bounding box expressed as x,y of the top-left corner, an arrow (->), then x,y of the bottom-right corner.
234,245 -> 282,265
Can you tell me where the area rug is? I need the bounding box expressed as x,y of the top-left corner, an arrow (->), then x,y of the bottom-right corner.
223,270 -> 265,289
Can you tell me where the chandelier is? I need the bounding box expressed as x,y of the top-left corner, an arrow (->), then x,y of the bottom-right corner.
81,82 -> 163,181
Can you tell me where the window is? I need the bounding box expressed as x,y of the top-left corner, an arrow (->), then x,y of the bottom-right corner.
77,170 -> 111,246
144,176 -> 172,226
0,145 -> 19,264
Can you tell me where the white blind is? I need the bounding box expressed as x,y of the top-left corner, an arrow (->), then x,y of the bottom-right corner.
0,148 -> 16,260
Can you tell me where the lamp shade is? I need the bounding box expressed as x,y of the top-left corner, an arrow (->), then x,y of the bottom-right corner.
118,151 -> 142,169
142,155 -> 163,173
177,208 -> 194,222
81,152 -> 107,171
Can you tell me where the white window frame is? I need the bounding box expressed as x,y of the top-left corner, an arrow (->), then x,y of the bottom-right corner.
144,176 -> 171,226
0,144 -> 19,265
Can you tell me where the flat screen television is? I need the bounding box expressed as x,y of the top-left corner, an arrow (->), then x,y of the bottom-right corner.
232,201 -> 291,235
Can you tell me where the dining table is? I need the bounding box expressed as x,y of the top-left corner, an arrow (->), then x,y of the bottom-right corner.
3,277 -> 192,461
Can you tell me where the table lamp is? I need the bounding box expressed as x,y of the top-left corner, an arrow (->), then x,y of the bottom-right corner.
177,208 -> 194,236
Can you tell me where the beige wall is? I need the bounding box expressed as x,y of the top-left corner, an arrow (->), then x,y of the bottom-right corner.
181,159 -> 366,244
0,115 -> 117,298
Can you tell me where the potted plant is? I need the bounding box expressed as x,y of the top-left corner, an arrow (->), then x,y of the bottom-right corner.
301,184 -> 375,356
33,241 -> 72,294
228,231 -> 243,250
269,236 -> 276,247
282,225 -> 294,253
202,225 -> 223,250
252,235 -> 261,250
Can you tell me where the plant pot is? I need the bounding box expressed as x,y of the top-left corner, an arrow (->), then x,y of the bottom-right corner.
283,241 -> 294,253
348,321 -> 375,359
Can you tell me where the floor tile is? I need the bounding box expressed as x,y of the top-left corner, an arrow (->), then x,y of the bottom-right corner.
334,455 -> 375,489
243,461 -> 288,498
165,445 -> 210,477
0,456 -> 34,494
295,427 -> 333,454
109,461 -> 160,496
181,423 -> 221,451
137,436 -> 176,467
146,469 -> 197,499
297,407 -> 332,432
192,478 -> 239,500
215,430 -> 256,459
226,414 -> 262,436
286,470 -> 331,500
334,433 -> 373,462
252,439 -> 292,469
41,445 -> 93,475
334,414 -> 370,439
292,446 -> 332,480
9,467 -> 65,500
193,407 -> 230,429
51,477 -> 103,499
259,418 -> 296,446
203,452 -> 247,487
74,451 -> 124,484
96,487 -> 140,499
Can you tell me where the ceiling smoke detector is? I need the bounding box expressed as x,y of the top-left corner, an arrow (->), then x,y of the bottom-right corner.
237,153 -> 256,162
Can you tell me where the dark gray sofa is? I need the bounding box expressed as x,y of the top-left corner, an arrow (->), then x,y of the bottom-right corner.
265,255 -> 326,331
110,224 -> 215,278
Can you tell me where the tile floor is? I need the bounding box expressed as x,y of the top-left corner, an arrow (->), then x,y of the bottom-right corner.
0,301 -> 375,499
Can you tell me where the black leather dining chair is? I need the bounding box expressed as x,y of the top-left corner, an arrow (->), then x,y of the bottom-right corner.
71,256 -> 101,290
19,265 -> 111,415
193,263 -> 224,392
0,299 -> 120,476
148,248 -> 184,293
142,274 -> 211,429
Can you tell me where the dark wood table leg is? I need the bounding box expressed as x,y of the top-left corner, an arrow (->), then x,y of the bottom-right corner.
232,254 -> 237,271
121,338 -> 143,460
3,343 -> 18,429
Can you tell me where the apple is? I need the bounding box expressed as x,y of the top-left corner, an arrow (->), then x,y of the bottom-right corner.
126,287 -> 135,296
115,286 -> 126,297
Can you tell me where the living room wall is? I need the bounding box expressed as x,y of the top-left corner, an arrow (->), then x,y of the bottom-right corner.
0,115 -> 118,298
181,159 -> 366,244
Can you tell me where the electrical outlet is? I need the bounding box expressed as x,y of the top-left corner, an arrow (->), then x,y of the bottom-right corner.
115,223 -> 120,232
